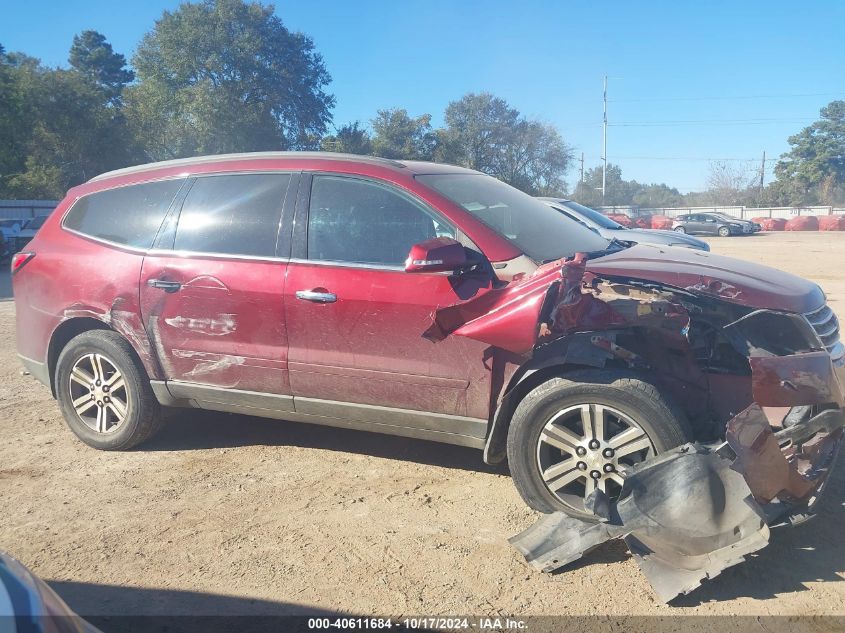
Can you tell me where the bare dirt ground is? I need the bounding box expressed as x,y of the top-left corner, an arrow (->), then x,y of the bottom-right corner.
1,231 -> 844,625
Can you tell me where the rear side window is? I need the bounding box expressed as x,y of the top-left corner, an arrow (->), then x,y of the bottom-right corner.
307,175 -> 454,266
64,179 -> 185,248
174,174 -> 291,257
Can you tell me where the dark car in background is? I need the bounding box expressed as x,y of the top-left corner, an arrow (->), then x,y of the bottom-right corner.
0,219 -> 23,259
703,212 -> 761,233
538,198 -> 710,251
672,212 -> 758,236
15,216 -> 49,252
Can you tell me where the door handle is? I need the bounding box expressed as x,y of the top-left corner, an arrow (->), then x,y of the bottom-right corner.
295,290 -> 337,303
147,278 -> 182,293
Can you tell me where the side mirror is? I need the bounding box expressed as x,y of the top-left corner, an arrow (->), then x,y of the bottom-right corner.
405,237 -> 467,273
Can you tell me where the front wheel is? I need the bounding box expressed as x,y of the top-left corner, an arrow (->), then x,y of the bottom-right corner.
718,226 -> 731,237
673,226 -> 686,234
55,330 -> 165,450
506,370 -> 691,519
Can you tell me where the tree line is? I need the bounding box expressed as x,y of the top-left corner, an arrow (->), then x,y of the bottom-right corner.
1,0 -> 842,207
0,0 -> 568,199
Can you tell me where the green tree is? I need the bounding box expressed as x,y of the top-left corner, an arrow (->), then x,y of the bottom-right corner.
0,45 -> 34,194
320,121 -> 372,154
772,100 -> 845,205
6,66 -> 140,198
0,41 -> 140,199
371,108 -> 436,160
632,183 -> 684,208
572,164 -> 641,207
69,30 -> 134,104
496,120 -> 571,195
439,93 -> 571,194
126,0 -> 334,160
438,93 -> 520,173
571,165 -> 684,208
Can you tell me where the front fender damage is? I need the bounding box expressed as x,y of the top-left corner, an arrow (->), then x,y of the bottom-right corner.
425,252 -> 690,355
427,252 -> 845,602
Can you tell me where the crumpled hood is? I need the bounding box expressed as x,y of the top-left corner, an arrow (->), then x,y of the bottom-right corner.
586,243 -> 825,313
427,244 -> 825,356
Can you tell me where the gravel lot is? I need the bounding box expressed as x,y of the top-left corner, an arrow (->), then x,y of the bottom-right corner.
1,231 -> 844,626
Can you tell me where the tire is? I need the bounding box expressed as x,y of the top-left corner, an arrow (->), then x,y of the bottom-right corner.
506,369 -> 691,519
718,226 -> 731,237
55,330 -> 165,450
673,226 -> 686,233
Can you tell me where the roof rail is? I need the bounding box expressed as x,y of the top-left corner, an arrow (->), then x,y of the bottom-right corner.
88,151 -> 407,182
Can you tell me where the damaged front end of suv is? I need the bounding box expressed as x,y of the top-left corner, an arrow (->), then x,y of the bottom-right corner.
427,246 -> 845,602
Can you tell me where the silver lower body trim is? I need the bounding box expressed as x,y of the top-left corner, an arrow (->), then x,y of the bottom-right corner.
150,380 -> 487,450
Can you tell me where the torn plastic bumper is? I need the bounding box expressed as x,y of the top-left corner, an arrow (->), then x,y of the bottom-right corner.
510,405 -> 844,603
427,250 -> 844,600
510,443 -> 771,602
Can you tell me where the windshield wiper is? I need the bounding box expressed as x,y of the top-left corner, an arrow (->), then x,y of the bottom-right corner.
601,237 -> 631,252
540,238 -> 631,264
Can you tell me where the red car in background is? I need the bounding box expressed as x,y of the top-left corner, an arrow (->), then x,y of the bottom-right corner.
11,152 -> 844,522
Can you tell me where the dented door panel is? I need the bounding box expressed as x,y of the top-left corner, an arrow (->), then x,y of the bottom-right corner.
140,256 -> 289,393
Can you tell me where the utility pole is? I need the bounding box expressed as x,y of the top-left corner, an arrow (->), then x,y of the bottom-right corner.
602,75 -> 608,201
580,152 -> 585,183
759,150 -> 766,202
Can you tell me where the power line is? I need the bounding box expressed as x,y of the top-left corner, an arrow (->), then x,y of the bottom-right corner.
581,155 -> 773,162
607,92 -> 844,103
602,75 -> 608,201
562,117 -> 816,128
609,117 -> 815,127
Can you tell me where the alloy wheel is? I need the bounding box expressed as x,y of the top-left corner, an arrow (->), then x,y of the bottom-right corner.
68,353 -> 129,434
535,404 -> 655,512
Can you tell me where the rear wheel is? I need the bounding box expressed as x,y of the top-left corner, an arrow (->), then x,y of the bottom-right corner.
55,330 -> 165,450
506,370 -> 691,519
673,226 -> 686,233
718,226 -> 731,237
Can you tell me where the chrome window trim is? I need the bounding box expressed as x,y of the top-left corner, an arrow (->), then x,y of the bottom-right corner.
145,248 -> 289,264
59,229 -> 291,264
60,234 -> 436,269
61,227 -> 149,255
288,257 -> 405,272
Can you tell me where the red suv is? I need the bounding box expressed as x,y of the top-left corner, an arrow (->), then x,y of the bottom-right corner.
13,152 -> 844,520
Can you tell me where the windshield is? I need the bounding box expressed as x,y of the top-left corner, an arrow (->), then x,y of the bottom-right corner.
416,174 -> 610,262
0,220 -> 20,228
560,201 -> 624,230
